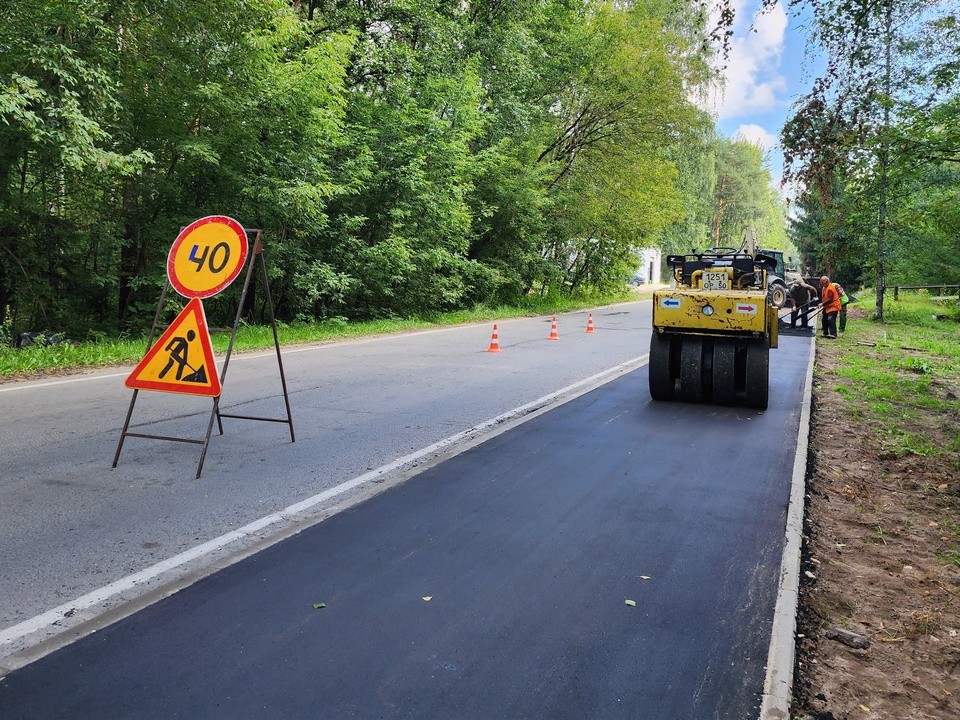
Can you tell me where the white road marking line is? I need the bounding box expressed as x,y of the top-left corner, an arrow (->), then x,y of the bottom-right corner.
0,304 -> 650,394
0,372 -> 130,393
0,354 -> 648,648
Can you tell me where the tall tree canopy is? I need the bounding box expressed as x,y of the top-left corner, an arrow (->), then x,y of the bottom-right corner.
0,0 -> 790,337
781,0 -> 960,318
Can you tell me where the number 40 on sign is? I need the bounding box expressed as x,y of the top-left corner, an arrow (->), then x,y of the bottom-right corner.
167,215 -> 249,299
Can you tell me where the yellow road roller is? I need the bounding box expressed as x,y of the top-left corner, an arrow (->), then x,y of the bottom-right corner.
649,247 -> 779,409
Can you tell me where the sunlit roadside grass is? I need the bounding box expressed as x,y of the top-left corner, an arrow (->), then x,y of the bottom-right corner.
0,288 -> 641,379
822,290 -> 960,572
826,289 -> 960,460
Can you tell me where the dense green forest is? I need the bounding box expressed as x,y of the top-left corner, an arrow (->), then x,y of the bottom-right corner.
780,0 -> 960,318
1,0 -> 795,338
14,1 -> 960,337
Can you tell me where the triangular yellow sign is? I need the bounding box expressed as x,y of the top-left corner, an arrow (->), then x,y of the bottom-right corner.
125,297 -> 221,397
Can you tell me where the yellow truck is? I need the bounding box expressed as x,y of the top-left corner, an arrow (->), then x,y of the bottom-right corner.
649,248 -> 779,409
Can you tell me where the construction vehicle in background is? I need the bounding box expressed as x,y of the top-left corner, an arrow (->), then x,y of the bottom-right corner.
742,229 -> 802,308
649,246 -> 779,409
759,248 -> 803,308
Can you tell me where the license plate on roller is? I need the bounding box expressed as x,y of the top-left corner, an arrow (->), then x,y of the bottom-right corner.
702,270 -> 728,290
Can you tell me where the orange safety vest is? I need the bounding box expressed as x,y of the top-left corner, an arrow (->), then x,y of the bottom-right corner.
821,283 -> 842,314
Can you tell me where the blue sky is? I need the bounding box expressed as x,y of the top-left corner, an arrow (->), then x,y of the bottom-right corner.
708,1 -> 826,199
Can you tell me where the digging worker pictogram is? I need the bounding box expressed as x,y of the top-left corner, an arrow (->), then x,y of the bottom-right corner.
159,329 -> 206,383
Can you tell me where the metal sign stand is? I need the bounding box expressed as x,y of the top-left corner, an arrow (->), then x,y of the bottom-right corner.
113,230 -> 295,478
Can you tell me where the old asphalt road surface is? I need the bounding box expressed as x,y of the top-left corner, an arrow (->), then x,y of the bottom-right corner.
0,333 -> 813,719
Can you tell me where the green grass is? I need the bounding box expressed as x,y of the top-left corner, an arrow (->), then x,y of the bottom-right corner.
829,289 -> 960,460
879,429 -> 941,458
0,289 -> 639,378
936,549 -> 960,567
822,292 -> 960,571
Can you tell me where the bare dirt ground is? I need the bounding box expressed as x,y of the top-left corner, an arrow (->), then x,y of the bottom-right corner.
792,308 -> 960,719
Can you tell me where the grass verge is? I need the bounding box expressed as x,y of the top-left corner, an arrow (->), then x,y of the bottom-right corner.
791,288 -> 960,718
819,288 -> 960,557
0,289 -> 642,380
829,290 -> 960,449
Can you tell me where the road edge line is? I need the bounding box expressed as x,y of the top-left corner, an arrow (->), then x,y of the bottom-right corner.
0,301 -> 652,394
0,354 -> 648,669
760,337 -> 816,719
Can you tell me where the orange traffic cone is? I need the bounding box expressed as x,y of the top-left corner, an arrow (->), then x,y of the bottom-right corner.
548,316 -> 560,340
487,324 -> 503,353
585,313 -> 596,334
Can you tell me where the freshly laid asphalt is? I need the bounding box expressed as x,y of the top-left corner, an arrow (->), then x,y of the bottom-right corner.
0,336 -> 812,719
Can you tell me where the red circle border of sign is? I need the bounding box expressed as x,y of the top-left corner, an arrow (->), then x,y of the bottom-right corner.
166,215 -> 249,299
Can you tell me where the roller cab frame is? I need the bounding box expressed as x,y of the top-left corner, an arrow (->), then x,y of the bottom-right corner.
649,249 -> 779,409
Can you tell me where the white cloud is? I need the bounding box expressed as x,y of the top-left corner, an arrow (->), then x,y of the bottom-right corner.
709,2 -> 789,120
734,123 -> 778,150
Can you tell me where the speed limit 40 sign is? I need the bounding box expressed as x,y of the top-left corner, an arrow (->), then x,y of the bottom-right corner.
167,216 -> 249,298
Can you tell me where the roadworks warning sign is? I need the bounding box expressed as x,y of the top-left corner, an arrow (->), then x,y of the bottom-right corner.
125,297 -> 222,397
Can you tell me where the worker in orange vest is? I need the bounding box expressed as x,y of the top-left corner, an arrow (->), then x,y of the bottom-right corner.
819,276 -> 842,339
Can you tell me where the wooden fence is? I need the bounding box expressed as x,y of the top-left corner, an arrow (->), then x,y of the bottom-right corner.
892,284 -> 960,300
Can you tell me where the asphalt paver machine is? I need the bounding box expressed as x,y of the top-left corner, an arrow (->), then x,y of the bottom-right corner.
649,248 -> 779,409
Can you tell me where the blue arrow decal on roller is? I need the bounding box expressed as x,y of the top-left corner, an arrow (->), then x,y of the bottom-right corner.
661,298 -> 681,308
